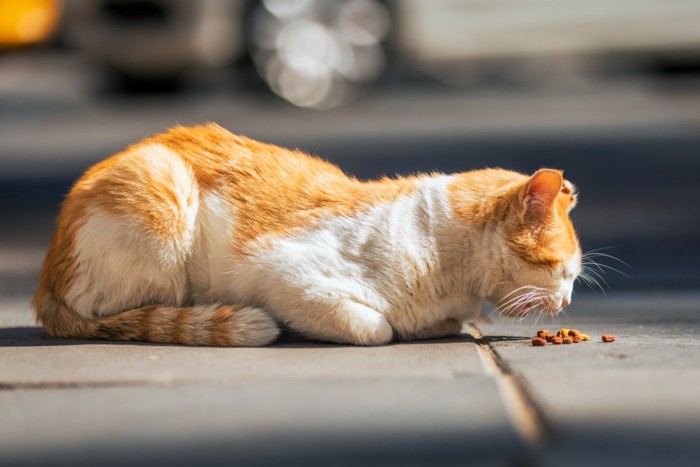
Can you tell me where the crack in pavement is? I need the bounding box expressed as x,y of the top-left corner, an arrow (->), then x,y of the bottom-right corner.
469,323 -> 557,449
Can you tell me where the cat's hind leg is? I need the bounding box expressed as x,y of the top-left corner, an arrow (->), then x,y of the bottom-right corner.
34,143 -> 281,347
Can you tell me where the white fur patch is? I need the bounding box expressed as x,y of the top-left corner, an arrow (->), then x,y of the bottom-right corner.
560,247 -> 582,306
188,191 -> 237,302
66,208 -> 188,318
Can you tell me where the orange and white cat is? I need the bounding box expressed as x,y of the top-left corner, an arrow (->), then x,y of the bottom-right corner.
33,123 -> 581,346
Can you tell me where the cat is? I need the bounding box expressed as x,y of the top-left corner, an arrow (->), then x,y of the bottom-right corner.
33,123 -> 581,347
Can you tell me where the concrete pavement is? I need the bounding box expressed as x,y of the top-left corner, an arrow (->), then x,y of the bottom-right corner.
481,294 -> 700,466
0,296 -> 523,467
2,291 -> 700,466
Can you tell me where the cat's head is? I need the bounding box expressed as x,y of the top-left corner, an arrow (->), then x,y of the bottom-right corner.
493,169 -> 581,317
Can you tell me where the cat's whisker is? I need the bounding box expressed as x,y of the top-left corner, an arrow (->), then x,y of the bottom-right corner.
582,250 -> 632,284
497,285 -> 540,306
577,271 -> 607,296
581,263 -> 608,283
583,266 -> 611,290
520,296 -> 547,323
500,289 -> 549,321
518,298 -> 543,323
500,290 -> 544,315
582,251 -> 631,268
496,294 -> 536,316
577,247 -> 633,299
584,260 -> 632,279
497,292 -> 535,312
498,299 -> 525,317
534,307 -> 549,327
530,309 -> 540,326
582,259 -> 607,276
582,246 -> 616,254
500,299 -> 532,318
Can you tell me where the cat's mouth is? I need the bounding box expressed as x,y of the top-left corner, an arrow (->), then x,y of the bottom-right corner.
499,293 -> 560,318
514,300 -> 535,318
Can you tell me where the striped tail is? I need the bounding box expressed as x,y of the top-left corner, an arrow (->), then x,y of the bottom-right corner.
33,292 -> 280,347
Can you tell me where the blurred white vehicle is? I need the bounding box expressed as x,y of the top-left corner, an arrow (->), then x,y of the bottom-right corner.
65,0 -> 700,108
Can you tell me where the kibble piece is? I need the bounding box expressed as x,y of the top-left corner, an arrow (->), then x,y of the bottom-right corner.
537,329 -> 550,339
562,337 -> 574,344
572,335 -> 582,343
580,333 -> 590,341
551,336 -> 563,345
545,334 -> 554,343
557,328 -> 570,337
602,334 -> 616,343
532,337 -> 547,346
568,329 -> 581,337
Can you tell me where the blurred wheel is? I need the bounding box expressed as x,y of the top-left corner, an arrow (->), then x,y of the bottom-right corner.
246,0 -> 391,109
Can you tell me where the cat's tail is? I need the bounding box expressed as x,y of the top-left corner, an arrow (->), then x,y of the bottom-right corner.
33,291 -> 280,346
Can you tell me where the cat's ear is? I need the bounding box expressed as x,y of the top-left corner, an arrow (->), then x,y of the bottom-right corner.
561,179 -> 578,213
520,169 -> 563,222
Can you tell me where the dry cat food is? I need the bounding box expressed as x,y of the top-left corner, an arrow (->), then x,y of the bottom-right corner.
531,328 -> 612,346
531,337 -> 547,346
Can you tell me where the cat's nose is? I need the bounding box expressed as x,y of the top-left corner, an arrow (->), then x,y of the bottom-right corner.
561,297 -> 570,308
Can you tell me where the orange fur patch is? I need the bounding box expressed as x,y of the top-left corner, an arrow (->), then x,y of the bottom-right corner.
449,168 -> 579,266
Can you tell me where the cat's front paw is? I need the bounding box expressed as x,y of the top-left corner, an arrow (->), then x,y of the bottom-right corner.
350,311 -> 393,346
303,300 -> 393,346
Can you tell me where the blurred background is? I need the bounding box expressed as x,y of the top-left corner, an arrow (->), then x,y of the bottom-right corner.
2,0 -> 700,298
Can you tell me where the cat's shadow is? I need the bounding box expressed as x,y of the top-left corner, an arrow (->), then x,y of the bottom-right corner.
0,326 -> 528,349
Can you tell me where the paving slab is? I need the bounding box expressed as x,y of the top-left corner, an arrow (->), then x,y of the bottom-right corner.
0,378 -> 521,467
0,330 -> 486,385
477,292 -> 700,467
0,298 -> 525,467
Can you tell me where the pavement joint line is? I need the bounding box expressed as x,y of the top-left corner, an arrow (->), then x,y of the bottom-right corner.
0,380 -> 177,391
468,323 -> 556,448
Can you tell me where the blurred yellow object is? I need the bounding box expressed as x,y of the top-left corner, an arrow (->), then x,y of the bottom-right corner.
0,0 -> 60,47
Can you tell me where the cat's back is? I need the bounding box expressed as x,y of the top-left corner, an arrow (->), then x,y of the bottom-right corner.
64,123 -> 354,240
75,123 -> 346,194
152,123 -> 349,190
